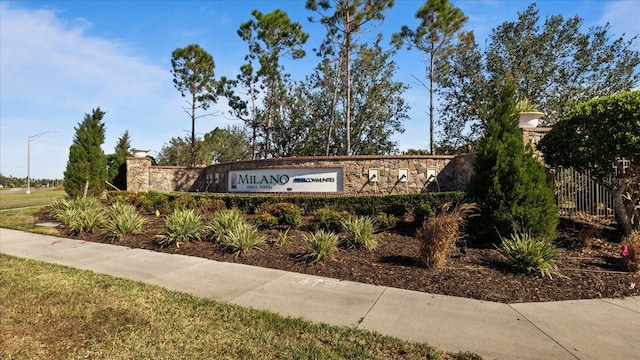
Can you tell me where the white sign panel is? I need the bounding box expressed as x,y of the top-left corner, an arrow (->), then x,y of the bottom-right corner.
228,168 -> 342,193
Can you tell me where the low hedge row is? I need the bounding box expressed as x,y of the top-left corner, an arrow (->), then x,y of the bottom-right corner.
106,190 -> 465,224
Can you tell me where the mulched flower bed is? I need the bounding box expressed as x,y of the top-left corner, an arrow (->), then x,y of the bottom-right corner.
39,209 -> 639,303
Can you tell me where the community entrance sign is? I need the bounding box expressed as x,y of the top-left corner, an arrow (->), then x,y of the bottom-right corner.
228,168 -> 342,193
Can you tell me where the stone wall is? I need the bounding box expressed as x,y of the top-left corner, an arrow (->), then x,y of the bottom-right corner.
126,128 -> 551,194
195,155 -> 473,195
127,157 -> 204,192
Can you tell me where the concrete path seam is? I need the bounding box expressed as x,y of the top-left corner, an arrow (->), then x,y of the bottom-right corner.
507,304 -> 580,360
226,272 -> 289,303
355,286 -> 388,329
602,298 -> 640,314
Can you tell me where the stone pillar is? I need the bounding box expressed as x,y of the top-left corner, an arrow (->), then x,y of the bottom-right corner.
126,157 -> 151,192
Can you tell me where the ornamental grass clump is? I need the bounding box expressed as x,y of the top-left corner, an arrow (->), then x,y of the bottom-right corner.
206,208 -> 244,243
50,197 -> 106,234
621,231 -> 640,273
497,231 -> 564,279
105,202 -> 146,241
221,222 -> 265,256
341,216 -> 377,250
303,230 -> 339,262
418,202 -> 478,270
156,209 -> 204,248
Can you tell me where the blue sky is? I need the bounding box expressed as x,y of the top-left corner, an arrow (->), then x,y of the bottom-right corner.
1,0 -> 638,179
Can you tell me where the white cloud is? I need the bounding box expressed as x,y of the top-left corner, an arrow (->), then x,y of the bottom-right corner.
599,0 -> 640,47
0,3 -> 185,179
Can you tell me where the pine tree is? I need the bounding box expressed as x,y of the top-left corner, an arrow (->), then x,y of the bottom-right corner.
106,131 -> 131,190
467,79 -> 557,243
64,108 -> 107,198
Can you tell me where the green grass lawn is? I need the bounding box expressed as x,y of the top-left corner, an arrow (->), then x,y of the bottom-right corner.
0,189 -> 66,210
0,255 -> 480,360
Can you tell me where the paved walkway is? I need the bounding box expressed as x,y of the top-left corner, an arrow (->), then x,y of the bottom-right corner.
1,228 -> 638,360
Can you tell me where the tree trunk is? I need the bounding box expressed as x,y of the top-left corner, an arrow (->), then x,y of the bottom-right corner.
345,9 -> 352,156
190,93 -> 197,166
613,191 -> 634,235
83,180 -> 89,198
326,50 -> 344,156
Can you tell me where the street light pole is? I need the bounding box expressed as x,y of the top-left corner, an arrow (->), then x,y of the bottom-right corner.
26,130 -> 59,194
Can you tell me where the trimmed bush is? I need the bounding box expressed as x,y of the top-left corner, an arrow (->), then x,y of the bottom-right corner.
303,230 -> 339,262
418,202 -> 478,269
254,212 -> 278,230
156,209 -> 204,248
312,207 -> 349,232
341,216 -> 377,250
256,202 -> 302,227
105,202 -> 146,240
497,232 -> 563,279
373,212 -> 398,231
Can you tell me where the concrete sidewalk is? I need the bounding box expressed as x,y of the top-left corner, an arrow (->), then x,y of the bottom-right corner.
1,227 -> 638,360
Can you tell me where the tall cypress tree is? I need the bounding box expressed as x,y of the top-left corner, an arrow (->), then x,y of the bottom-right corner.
64,108 -> 107,198
106,130 -> 131,190
467,79 -> 557,243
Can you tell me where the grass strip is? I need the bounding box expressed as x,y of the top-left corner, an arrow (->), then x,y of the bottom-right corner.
0,189 -> 66,210
0,255 -> 480,359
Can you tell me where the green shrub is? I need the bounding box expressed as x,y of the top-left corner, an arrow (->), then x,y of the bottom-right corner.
173,194 -> 198,210
105,202 -> 146,241
156,209 -> 204,248
302,230 -> 339,262
256,202 -> 302,227
221,222 -> 265,255
254,212 -> 278,230
138,191 -> 171,213
207,208 -> 244,243
311,207 -> 349,232
341,216 -> 377,250
497,232 -> 563,279
418,202 -> 478,270
197,197 -> 225,216
373,212 -> 398,231
467,80 -> 557,243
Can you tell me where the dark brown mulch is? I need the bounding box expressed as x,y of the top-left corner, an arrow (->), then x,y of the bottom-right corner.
39,209 -> 639,303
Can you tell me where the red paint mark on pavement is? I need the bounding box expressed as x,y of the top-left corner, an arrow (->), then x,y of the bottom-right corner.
51,240 -> 61,245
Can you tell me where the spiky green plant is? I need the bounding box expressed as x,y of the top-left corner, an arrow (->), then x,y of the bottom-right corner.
105,202 -> 146,241
302,230 -> 339,262
206,208 -> 244,243
276,228 -> 290,245
50,197 -> 105,233
497,231 -> 564,279
156,209 -> 204,248
222,222 -> 265,256
341,216 -> 377,250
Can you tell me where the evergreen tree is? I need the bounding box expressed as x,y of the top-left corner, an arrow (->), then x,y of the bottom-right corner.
64,108 -> 107,198
106,131 -> 131,190
467,79 -> 557,243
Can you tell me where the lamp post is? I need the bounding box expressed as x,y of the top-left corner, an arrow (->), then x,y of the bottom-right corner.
26,130 -> 59,194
